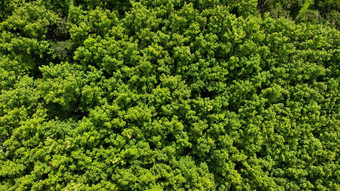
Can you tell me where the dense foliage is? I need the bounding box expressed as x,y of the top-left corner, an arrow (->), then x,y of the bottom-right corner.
0,0 -> 339,190
258,0 -> 340,27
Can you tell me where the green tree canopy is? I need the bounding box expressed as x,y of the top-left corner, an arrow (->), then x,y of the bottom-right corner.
0,0 -> 339,190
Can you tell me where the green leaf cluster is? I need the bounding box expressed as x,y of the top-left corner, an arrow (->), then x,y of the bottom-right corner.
0,0 -> 339,190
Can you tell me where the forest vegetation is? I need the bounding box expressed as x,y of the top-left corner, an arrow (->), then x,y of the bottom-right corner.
0,0 -> 339,190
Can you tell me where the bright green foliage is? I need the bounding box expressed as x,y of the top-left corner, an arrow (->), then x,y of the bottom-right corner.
0,1 -> 339,190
